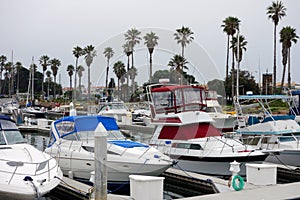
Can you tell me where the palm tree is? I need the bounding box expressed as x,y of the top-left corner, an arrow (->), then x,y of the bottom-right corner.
122,42 -> 133,97
39,55 -> 50,99
124,28 -> 142,70
84,45 -> 97,102
77,65 -> 85,93
15,61 -> 22,94
279,26 -> 298,90
168,54 -> 188,84
128,66 -> 137,93
0,55 -> 7,94
231,34 -> 248,96
231,35 -> 248,63
174,26 -> 194,57
50,58 -> 61,99
67,64 -> 75,90
221,17 -> 240,79
46,70 -> 52,99
4,62 -> 13,96
143,32 -> 159,82
103,47 -> 114,89
113,61 -> 126,92
72,46 -> 84,101
0,55 -> 7,80
267,1 -> 287,93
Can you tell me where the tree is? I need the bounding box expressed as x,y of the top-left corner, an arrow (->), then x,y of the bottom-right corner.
128,66 -> 137,93
231,35 -> 247,63
279,26 -> 298,91
50,58 -> 61,99
67,64 -> 74,90
77,65 -> 85,93
221,16 -> 240,79
103,47 -> 114,88
143,32 -> 159,82
46,70 -> 52,99
152,70 -> 170,83
225,69 -> 259,102
168,54 -> 188,84
122,42 -> 133,97
124,28 -> 141,73
4,62 -> 13,96
207,79 -> 226,99
15,61 -> 22,94
267,0 -> 286,93
174,26 -> 194,57
0,55 -> 7,94
84,45 -> 97,102
231,34 -> 248,98
72,46 -> 84,101
113,61 -> 126,92
39,55 -> 50,99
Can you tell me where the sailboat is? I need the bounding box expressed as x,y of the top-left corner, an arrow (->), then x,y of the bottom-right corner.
22,57 -> 46,123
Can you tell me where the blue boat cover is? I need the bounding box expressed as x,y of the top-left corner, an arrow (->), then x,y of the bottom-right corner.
108,140 -> 149,148
54,115 -> 119,138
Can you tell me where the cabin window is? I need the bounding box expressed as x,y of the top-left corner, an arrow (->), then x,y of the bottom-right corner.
176,143 -> 191,149
56,122 -> 75,135
189,143 -> 203,150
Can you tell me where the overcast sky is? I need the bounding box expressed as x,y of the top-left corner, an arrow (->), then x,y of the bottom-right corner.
1,0 -> 300,88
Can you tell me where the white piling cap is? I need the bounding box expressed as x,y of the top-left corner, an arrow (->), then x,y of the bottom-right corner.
94,122 -> 107,136
229,160 -> 240,173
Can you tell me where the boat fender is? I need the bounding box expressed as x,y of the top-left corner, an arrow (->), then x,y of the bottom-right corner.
231,175 -> 245,191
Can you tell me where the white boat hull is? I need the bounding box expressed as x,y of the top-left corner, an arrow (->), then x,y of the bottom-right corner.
58,157 -> 171,182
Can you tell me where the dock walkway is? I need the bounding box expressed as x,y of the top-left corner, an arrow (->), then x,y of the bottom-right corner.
182,182 -> 300,200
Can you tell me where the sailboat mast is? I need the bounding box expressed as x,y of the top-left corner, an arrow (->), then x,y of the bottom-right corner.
32,56 -> 34,101
236,29 -> 240,98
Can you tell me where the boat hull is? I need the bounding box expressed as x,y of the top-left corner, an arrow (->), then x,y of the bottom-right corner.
172,154 -> 268,177
265,150 -> 300,167
55,156 -> 171,182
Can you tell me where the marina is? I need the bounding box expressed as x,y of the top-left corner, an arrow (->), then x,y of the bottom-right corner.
13,119 -> 300,199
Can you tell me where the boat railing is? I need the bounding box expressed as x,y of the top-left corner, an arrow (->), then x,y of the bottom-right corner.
240,134 -> 300,150
0,156 -> 59,184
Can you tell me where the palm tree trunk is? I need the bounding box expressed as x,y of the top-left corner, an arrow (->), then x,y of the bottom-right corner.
149,53 -> 153,83
54,76 -> 56,99
17,70 -> 20,94
74,58 -> 78,102
226,35 -> 230,79
126,55 -> 130,101
231,37 -> 235,102
88,65 -> 91,102
47,81 -> 50,98
105,59 -> 109,88
42,71 -> 44,99
131,52 -> 134,94
273,24 -> 277,94
181,44 -> 184,58
287,48 -> 291,89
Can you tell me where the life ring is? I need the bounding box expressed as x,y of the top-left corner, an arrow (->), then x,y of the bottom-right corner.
232,175 -> 245,191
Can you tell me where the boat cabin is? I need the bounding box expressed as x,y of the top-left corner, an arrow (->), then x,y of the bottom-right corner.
149,84 -> 207,116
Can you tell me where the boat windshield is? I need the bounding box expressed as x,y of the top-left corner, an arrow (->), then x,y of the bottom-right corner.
76,130 -> 125,140
0,130 -> 25,145
61,130 -> 126,141
152,86 -> 205,113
